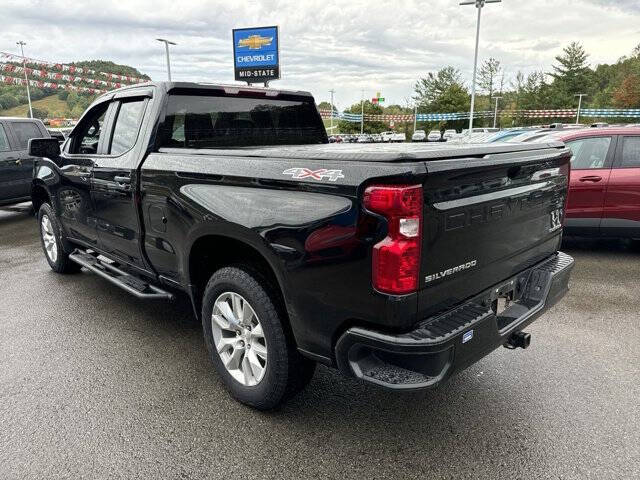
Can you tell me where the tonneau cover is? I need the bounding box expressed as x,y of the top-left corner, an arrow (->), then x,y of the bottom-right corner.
158,141 -> 566,163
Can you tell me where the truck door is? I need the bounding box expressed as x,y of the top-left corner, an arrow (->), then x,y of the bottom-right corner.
564,135 -> 615,236
92,93 -> 150,271
0,121 -> 25,203
601,135 -> 640,238
57,101 -> 112,246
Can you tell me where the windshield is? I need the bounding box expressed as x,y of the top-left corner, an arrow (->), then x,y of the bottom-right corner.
159,92 -> 327,148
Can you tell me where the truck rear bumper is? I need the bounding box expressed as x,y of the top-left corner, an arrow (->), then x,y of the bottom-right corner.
335,252 -> 574,390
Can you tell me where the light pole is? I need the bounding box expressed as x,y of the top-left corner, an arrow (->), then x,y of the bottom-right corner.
156,38 -> 177,81
16,41 -> 33,119
575,94 -> 587,125
360,89 -> 365,135
413,103 -> 418,132
460,0 -> 501,134
492,96 -> 502,128
329,89 -> 335,132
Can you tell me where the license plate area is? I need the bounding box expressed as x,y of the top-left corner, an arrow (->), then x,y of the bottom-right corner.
490,279 -> 526,331
496,295 -> 511,316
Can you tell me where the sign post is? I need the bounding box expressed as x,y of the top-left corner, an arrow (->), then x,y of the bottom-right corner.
232,26 -> 280,86
371,91 -> 385,104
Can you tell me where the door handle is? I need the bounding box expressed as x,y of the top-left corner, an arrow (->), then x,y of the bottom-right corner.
113,175 -> 131,191
15,159 -> 22,165
578,176 -> 602,182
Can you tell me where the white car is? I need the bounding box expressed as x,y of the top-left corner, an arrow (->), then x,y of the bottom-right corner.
380,131 -> 406,143
427,130 -> 442,142
411,130 -> 426,142
443,129 -> 457,140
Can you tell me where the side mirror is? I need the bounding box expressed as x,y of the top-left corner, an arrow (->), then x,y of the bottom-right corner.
29,138 -> 60,158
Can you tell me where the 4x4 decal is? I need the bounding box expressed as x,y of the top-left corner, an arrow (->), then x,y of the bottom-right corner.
283,168 -> 344,182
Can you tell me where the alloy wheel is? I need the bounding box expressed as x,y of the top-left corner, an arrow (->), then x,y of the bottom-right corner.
211,291 -> 268,386
41,215 -> 58,263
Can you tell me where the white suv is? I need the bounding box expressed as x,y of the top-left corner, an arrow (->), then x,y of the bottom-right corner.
411,130 -> 426,142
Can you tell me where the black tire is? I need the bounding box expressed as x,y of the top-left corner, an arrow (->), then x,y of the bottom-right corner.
202,266 -> 315,410
37,203 -> 81,274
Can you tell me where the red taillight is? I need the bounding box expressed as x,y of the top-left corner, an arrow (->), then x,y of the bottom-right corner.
363,184 -> 423,295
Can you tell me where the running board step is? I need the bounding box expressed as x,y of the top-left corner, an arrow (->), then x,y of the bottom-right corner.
69,249 -> 174,300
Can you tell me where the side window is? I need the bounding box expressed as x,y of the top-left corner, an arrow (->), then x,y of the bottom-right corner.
0,125 -> 10,152
109,99 -> 146,156
566,137 -> 612,169
11,122 -> 42,150
619,137 -> 640,168
70,103 -> 109,155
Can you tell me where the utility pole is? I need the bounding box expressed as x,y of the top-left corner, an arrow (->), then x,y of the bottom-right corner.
156,38 -> 177,81
460,0 -> 501,134
360,89 -> 365,135
329,89 -> 335,132
413,103 -> 418,132
16,41 -> 33,119
575,94 -> 587,125
492,96 -> 502,128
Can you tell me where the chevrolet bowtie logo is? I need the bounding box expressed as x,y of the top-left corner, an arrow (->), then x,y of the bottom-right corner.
237,35 -> 273,50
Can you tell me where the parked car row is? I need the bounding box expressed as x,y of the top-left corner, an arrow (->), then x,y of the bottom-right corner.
328,132 -> 406,143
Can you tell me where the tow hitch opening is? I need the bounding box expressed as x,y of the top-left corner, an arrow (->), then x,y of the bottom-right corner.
505,331 -> 531,350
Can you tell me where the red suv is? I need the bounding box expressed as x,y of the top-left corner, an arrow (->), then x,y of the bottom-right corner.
542,128 -> 640,238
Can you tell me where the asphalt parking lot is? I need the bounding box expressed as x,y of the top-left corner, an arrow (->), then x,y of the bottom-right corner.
1,202 -> 639,480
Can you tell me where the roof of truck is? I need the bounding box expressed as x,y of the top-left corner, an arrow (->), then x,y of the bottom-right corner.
96,81 -> 314,102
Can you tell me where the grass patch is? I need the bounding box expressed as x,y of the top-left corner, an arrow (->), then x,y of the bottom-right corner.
0,95 -> 70,118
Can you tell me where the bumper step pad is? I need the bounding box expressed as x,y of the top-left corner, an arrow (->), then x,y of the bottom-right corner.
69,249 -> 174,300
402,303 -> 493,343
335,252 -> 575,390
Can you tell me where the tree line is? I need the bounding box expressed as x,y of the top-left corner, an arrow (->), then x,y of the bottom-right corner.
332,42 -> 640,134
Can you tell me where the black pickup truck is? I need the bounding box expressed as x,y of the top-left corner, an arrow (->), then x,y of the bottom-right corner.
29,82 -> 574,409
0,117 -> 50,207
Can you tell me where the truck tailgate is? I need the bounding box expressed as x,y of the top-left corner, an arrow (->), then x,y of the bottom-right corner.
418,146 -> 571,319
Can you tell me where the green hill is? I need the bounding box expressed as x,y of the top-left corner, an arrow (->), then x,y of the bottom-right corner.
0,94 -> 69,118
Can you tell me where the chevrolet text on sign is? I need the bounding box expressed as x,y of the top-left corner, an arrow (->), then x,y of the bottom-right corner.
232,26 -> 280,83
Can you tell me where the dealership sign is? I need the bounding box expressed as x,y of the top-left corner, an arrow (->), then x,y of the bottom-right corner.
232,26 -> 280,83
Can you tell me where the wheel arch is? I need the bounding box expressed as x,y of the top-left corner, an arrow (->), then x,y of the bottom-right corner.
31,180 -> 51,213
186,233 -> 292,331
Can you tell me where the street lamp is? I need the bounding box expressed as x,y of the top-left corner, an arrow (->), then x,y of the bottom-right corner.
360,89 -> 365,135
16,41 -> 33,119
156,38 -> 177,81
492,96 -> 503,128
329,89 -> 335,132
460,0 -> 501,134
575,94 -> 587,125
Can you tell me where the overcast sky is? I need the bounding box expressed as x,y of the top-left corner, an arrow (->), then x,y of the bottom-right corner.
1,0 -> 639,109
